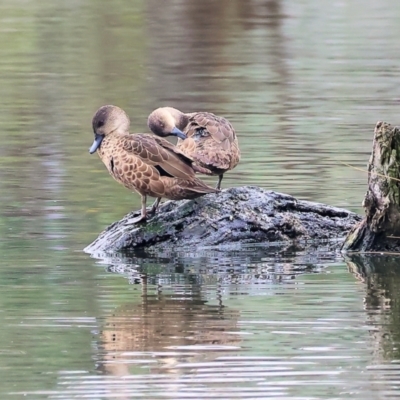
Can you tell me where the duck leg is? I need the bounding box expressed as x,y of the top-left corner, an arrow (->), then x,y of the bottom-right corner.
127,195 -> 148,224
216,174 -> 223,190
148,197 -> 162,215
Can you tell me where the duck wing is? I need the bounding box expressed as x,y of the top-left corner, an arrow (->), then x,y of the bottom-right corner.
122,133 -> 197,180
151,136 -> 213,175
187,112 -> 236,150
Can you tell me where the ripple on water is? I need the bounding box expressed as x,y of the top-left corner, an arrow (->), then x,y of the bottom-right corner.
2,0 -> 400,398
4,251 -> 386,399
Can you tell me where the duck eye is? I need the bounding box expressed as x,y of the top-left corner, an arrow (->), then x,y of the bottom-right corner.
97,120 -> 104,128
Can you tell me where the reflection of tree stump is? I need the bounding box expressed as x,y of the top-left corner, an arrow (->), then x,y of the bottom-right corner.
342,122 -> 400,252
345,253 -> 400,361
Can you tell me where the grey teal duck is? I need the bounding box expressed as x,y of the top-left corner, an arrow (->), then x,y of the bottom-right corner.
147,107 -> 240,189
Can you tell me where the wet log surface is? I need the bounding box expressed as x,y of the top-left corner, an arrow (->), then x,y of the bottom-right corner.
342,122 -> 400,252
84,186 -> 361,254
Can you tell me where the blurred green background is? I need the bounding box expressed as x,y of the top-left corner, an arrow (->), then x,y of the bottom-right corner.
1,0 -> 400,398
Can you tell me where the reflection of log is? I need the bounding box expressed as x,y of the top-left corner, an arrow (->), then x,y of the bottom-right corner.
342,122 -> 400,252
85,186 -> 360,253
101,246 -> 341,286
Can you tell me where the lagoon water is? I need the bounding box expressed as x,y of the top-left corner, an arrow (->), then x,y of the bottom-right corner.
1,0 -> 400,398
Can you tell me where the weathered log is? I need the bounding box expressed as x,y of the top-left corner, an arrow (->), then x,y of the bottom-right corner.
84,186 -> 360,253
342,122 -> 400,252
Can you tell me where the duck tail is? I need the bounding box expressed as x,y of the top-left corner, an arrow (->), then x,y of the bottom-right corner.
189,178 -> 219,195
192,163 -> 214,175
163,177 -> 218,200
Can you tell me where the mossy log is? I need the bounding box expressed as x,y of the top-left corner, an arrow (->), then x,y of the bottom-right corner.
342,122 -> 400,252
84,186 -> 360,254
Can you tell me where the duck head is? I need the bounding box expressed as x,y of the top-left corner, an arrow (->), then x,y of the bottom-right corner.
89,105 -> 130,154
147,107 -> 188,140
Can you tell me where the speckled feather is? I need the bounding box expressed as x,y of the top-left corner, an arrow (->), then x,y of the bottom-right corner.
179,111 -> 240,174
98,133 -> 216,200
147,107 -> 240,177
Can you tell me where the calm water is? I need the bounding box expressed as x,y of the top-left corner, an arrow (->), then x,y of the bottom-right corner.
1,0 -> 400,398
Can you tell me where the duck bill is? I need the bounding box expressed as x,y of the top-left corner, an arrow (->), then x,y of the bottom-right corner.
89,134 -> 104,154
171,127 -> 187,140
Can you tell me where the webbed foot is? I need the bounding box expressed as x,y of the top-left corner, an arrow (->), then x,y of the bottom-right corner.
126,214 -> 147,224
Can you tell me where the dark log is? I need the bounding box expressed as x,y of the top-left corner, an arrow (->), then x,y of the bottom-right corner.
342,122 -> 400,252
84,186 -> 360,254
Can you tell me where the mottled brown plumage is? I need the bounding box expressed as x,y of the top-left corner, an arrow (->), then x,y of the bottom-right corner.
147,107 -> 240,189
89,105 -> 217,223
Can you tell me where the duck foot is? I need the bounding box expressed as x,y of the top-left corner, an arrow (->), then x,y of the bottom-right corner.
216,174 -> 223,190
126,215 -> 147,225
125,194 -> 151,224
148,197 -> 162,216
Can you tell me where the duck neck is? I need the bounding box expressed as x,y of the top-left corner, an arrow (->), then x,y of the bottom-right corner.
96,134 -> 114,159
167,107 -> 189,130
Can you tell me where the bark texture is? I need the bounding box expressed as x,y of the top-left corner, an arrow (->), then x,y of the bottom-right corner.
342,122 -> 400,252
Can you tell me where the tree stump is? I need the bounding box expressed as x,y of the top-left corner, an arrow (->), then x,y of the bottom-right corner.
342,122 -> 400,252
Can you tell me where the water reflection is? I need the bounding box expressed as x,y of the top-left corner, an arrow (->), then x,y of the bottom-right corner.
57,251 -> 373,400
347,254 -> 400,363
146,0 -> 290,111
94,243 -> 339,383
98,284 -> 240,378
95,242 -> 340,285
4,248 -> 400,399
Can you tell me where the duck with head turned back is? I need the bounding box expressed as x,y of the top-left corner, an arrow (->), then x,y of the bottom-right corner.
147,107 -> 240,189
89,105 -> 218,223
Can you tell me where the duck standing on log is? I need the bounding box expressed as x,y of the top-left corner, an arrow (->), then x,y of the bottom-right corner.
89,105 -> 217,223
147,107 -> 240,189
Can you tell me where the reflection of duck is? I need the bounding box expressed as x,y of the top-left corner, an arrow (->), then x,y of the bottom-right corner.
98,285 -> 240,377
148,107 -> 240,189
89,105 -> 217,223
